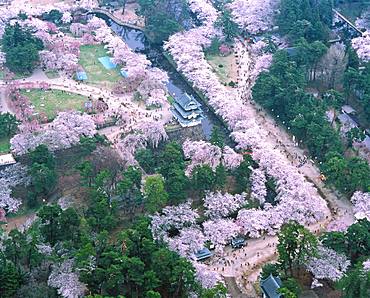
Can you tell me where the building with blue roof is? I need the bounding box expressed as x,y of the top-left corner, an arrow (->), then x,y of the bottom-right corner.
76,71 -> 88,81
98,56 -> 117,70
260,274 -> 283,298
193,248 -> 213,261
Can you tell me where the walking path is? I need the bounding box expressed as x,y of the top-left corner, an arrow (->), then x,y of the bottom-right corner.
0,86 -> 12,114
2,69 -> 172,133
203,41 -> 355,296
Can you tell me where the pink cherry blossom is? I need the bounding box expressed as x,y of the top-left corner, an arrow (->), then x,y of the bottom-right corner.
150,202 -> 199,241
350,191 -> 370,221
48,259 -> 87,298
10,112 -> 96,155
227,0 -> 278,34
192,262 -> 224,288
222,146 -> 243,170
203,191 -> 246,218
0,164 -> 30,214
352,31 -> 370,62
183,139 -> 222,174
203,218 -> 240,251
305,246 -> 350,282
168,227 -> 206,258
250,168 -> 267,205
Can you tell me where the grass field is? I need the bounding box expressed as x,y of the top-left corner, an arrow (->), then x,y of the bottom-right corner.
167,95 -> 175,104
206,54 -> 235,84
0,136 -> 10,153
21,89 -> 87,120
79,45 -> 122,88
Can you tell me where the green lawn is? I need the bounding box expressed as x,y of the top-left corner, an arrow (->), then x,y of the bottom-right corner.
0,136 -> 11,153
79,44 -> 122,88
206,54 -> 234,84
167,95 -> 175,104
21,89 -> 87,120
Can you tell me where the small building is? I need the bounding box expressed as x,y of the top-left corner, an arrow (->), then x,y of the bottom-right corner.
341,105 -> 356,115
193,248 -> 213,261
170,93 -> 203,127
98,56 -> 117,70
0,153 -> 16,169
337,113 -> 359,129
76,71 -> 88,81
260,274 -> 283,298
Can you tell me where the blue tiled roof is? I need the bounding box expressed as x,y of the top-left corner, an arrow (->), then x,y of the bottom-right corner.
176,93 -> 201,111
76,71 -> 87,81
194,248 -> 213,260
260,274 -> 282,298
98,56 -> 117,70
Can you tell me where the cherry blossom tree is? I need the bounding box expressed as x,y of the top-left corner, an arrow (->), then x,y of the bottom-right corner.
227,0 -> 278,34
183,140 -> 222,174
364,259 -> 370,272
150,202 -> 199,241
305,246 -> 350,282
117,134 -> 146,165
61,11 -> 72,24
48,259 -> 87,298
236,208 -> 269,238
326,219 -> 350,232
0,51 -> 5,67
352,31 -> 370,62
203,191 -> 247,218
192,262 -> 224,289
10,112 -> 96,155
77,0 -> 99,10
203,219 -> 240,252
168,227 -> 206,258
133,119 -> 168,148
222,146 -> 243,170
250,168 -> 267,205
0,164 -> 30,214
350,191 -> 370,221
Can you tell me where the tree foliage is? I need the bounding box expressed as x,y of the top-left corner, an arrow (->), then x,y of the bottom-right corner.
2,23 -> 44,73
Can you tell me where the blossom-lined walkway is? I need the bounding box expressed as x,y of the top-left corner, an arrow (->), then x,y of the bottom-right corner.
203,41 -> 356,296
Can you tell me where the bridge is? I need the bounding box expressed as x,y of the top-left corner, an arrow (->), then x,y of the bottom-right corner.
87,8 -> 144,31
333,8 -> 363,37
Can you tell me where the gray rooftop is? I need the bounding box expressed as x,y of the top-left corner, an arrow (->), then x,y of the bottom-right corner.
176,93 -> 201,111
170,107 -> 202,127
173,102 -> 202,119
341,105 -> 356,114
337,113 -> 359,128
260,274 -> 282,298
